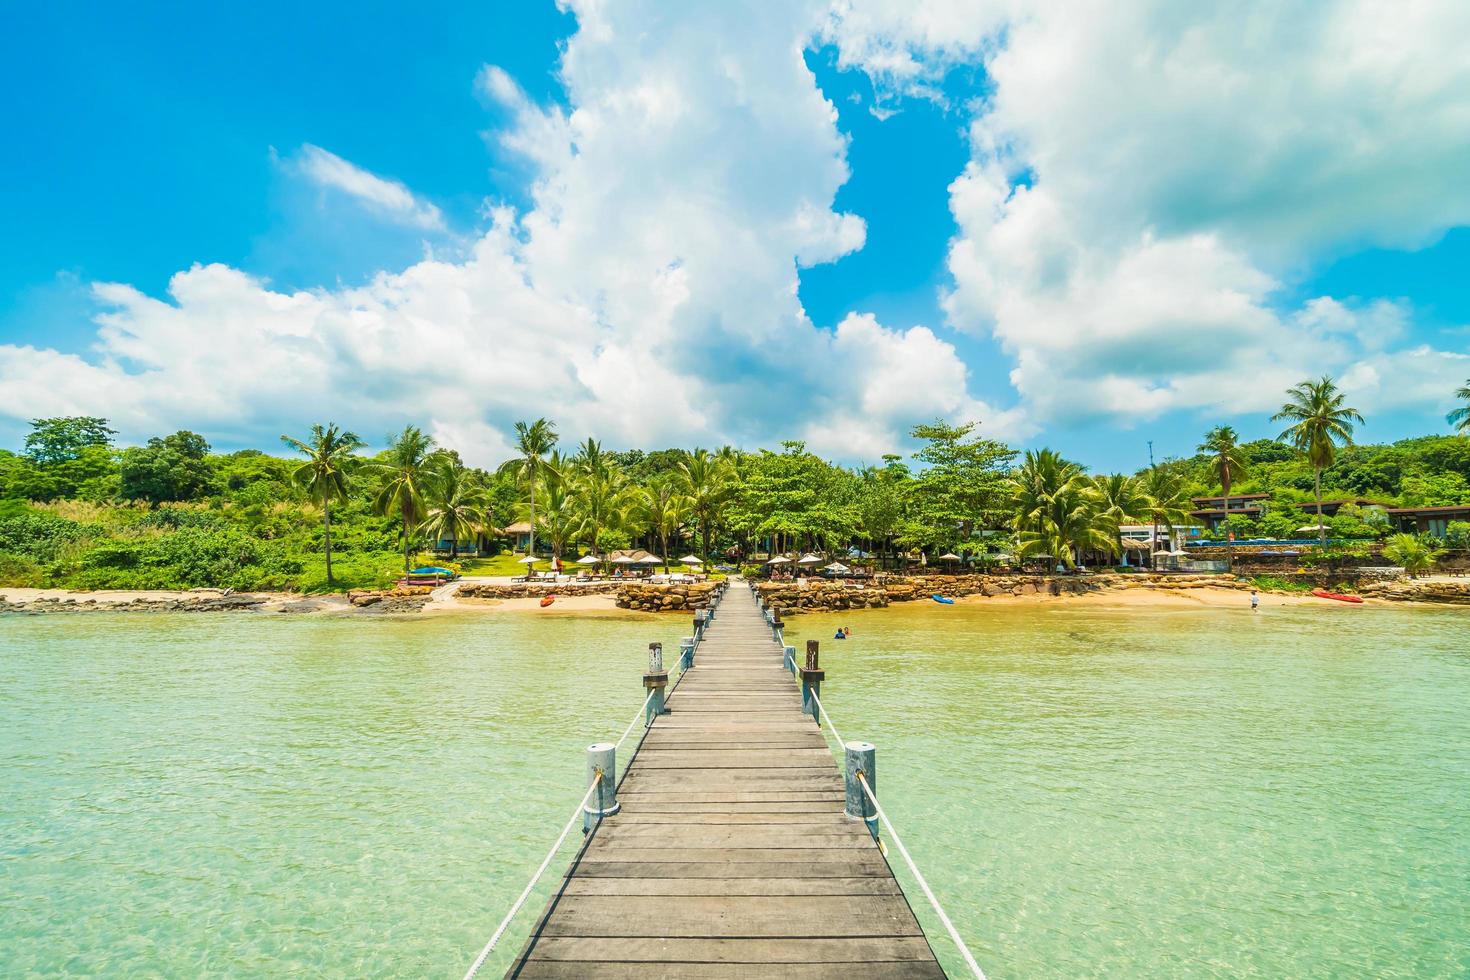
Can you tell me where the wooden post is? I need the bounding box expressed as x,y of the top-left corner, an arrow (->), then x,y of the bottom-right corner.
799,640 -> 824,723
783,644 -> 796,675
693,609 -> 707,641
680,636 -> 695,670
844,741 -> 878,839
771,609 -> 784,642
583,742 -> 619,833
644,642 -> 669,725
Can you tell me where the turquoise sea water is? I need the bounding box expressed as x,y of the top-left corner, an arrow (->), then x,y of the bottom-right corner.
2,601 -> 1468,977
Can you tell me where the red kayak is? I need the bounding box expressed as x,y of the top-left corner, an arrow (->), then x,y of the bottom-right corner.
540,595 -> 556,607
1311,589 -> 1363,604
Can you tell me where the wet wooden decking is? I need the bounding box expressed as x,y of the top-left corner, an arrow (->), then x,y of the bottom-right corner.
507,581 -> 945,979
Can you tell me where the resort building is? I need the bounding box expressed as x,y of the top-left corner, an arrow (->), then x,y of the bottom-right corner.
502,521 -> 535,552
1188,493 -> 1270,530
1300,498 -> 1388,517
1386,505 -> 1470,537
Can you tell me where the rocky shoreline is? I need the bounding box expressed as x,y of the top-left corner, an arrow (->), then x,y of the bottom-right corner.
4,573 -> 1467,616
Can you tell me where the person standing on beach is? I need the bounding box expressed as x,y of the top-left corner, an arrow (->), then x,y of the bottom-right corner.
1250,590 -> 1259,611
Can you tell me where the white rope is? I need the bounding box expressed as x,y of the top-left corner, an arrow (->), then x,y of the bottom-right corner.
856,773 -> 986,980
614,689 -> 658,751
806,689 -> 846,756
462,778 -> 603,980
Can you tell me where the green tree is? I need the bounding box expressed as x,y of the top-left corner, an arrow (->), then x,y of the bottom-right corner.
119,431 -> 214,503
1382,533 -> 1442,578
678,448 -> 737,561
526,467 -> 578,563
497,418 -> 559,557
1009,449 -> 1109,568
634,478 -> 692,572
420,460 -> 491,559
24,416 -> 116,463
281,423 -> 365,585
1449,380 -> 1470,435
1089,473 -> 1150,562
370,426 -> 438,573
1141,465 -> 1195,564
571,447 -> 634,562
1198,425 -> 1249,506
1272,377 -> 1365,544
905,420 -> 1016,550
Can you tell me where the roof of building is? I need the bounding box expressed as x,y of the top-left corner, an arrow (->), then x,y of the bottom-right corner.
502,521 -> 534,533
1300,498 -> 1388,509
1190,493 -> 1271,503
1385,505 -> 1470,516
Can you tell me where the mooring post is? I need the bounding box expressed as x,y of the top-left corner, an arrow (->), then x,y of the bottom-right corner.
783,644 -> 796,675
844,741 -> 878,839
771,609 -> 784,642
799,640 -> 824,723
644,642 -> 669,726
583,742 -> 619,833
693,609 -> 707,642
679,635 -> 695,671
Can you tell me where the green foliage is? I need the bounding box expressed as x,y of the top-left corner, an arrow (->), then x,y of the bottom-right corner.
1249,575 -> 1315,593
119,431 -> 215,503
1445,521 -> 1470,550
24,416 -> 116,463
1381,533 -> 1443,577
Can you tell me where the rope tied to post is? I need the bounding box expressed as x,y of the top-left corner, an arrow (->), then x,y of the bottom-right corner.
856,772 -> 987,980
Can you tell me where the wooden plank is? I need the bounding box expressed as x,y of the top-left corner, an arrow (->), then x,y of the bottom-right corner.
560,876 -> 902,897
538,894 -> 925,938
570,858 -> 891,879
515,961 -> 946,978
517,936 -> 940,964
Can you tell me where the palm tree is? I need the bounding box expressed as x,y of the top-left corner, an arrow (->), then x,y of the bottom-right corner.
1272,377 -> 1364,544
1382,533 -> 1443,578
280,423 -> 364,585
635,479 -> 693,572
1198,425 -> 1249,512
497,418 -> 559,558
369,426 -> 439,573
572,462 -> 633,565
1008,450 -> 1108,568
1449,379 -> 1470,435
1089,473 -> 1150,565
420,461 -> 490,558
678,448 -> 736,563
523,469 -> 578,564
1141,465 -> 1194,567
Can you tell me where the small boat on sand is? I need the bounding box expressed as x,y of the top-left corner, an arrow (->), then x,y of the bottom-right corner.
540,595 -> 556,607
1311,589 -> 1363,604
931,594 -> 954,604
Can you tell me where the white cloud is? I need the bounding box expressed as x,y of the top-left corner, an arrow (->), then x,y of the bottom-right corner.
295,144 -> 447,231
0,0 -> 1001,465
826,0 -> 1470,428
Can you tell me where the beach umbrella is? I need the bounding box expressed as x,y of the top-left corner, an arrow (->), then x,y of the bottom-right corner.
824,561 -> 851,573
575,554 -> 600,565
939,552 -> 961,561
634,554 -> 661,564
611,555 -> 636,564
1297,524 -> 1331,534
678,555 -> 703,564
1152,549 -> 1173,558
797,553 -> 823,564
518,554 -> 543,564
766,556 -> 791,565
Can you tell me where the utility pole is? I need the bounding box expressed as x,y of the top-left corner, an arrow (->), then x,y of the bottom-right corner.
1147,440 -> 1155,468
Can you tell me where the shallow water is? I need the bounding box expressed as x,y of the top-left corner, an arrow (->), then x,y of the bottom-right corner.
2,601 -> 1468,977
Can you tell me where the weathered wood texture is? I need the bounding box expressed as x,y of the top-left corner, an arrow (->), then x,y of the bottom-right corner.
507,581 -> 944,978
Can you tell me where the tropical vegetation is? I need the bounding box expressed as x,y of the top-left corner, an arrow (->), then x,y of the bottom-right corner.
1,377 -> 1468,591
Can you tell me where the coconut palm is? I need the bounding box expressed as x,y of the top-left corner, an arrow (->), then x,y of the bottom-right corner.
1272,377 -> 1364,544
1449,380 -> 1470,435
280,423 -> 365,585
369,426 -> 439,573
572,462 -> 633,563
1088,473 -> 1151,563
1382,533 -> 1443,578
420,461 -> 490,558
524,469 -> 578,564
497,418 -> 559,558
1141,465 -> 1194,566
1008,449 -> 1108,568
678,448 -> 737,562
635,478 -> 693,572
1198,425 -> 1249,511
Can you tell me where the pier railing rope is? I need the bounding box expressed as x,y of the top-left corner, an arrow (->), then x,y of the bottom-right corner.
771,606 -> 987,980
460,580 -> 726,978
855,772 -> 987,979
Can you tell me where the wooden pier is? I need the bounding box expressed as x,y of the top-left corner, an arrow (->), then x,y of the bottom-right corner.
507,581 -> 946,978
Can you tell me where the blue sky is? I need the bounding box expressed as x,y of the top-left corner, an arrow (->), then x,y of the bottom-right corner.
2,1 -> 1467,469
